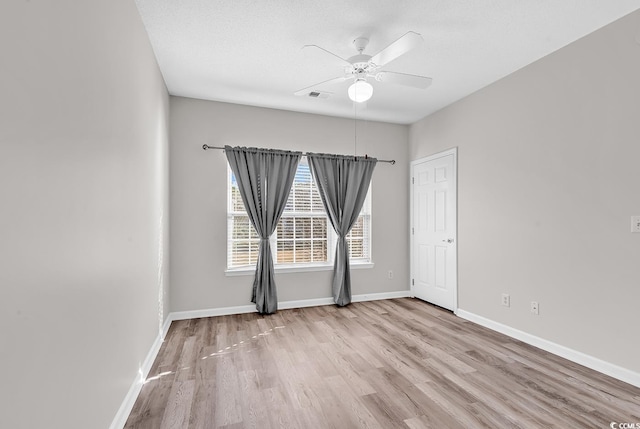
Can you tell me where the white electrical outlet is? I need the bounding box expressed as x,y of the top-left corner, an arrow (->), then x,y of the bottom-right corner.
501,293 -> 510,307
531,301 -> 539,315
631,216 -> 640,233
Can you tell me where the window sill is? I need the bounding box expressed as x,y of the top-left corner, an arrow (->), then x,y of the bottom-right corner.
225,262 -> 374,277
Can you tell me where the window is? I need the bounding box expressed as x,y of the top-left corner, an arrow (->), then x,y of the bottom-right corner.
227,157 -> 371,271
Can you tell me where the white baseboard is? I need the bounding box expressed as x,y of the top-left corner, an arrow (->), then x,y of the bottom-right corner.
456,309 -> 640,389
280,297 -> 335,309
352,290 -> 411,302
170,290 -> 412,320
171,304 -> 257,321
110,289 -> 411,429
109,316 -> 172,429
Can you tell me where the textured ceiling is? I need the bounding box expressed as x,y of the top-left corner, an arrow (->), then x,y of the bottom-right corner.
135,1 -> 640,124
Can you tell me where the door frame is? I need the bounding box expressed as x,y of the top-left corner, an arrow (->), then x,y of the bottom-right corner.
410,147 -> 458,313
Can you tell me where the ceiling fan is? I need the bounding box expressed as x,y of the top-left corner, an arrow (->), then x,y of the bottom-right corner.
294,31 -> 432,103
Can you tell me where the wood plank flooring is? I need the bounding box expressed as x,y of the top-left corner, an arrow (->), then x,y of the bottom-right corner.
124,299 -> 640,428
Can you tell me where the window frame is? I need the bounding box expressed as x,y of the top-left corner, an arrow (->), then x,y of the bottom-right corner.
272,211 -> 334,269
225,157 -> 374,275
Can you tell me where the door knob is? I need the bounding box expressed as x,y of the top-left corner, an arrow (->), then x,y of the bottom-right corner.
442,238 -> 454,243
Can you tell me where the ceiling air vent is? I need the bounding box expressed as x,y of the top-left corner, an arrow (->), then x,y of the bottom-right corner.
307,91 -> 330,99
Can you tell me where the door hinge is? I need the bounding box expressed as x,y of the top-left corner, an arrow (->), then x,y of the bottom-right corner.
412,227 -> 414,235
412,177 -> 414,184
412,279 -> 414,286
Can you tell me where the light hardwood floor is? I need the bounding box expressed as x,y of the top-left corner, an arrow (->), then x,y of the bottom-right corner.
124,298 -> 640,428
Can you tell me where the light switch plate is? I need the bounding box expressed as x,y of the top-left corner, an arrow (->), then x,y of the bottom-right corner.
632,216 -> 640,233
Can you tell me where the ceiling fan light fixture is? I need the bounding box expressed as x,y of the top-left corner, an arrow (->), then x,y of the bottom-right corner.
348,79 -> 373,103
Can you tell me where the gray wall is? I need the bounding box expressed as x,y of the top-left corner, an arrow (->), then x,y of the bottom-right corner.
170,97 -> 409,312
410,10 -> 640,373
0,1 -> 169,428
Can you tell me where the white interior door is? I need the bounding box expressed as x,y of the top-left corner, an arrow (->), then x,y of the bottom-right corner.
411,149 -> 457,311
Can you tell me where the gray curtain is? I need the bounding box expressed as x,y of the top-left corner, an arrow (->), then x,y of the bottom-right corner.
225,145 -> 301,314
307,153 -> 377,306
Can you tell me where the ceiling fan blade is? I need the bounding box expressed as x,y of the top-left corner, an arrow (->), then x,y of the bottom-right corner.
369,31 -> 423,67
376,71 -> 432,89
302,44 -> 352,66
294,76 -> 349,96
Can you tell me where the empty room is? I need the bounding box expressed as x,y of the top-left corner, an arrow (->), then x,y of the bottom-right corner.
2,1 -> 640,428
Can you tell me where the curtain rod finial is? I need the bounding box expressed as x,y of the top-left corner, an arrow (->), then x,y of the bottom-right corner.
202,144 -> 208,150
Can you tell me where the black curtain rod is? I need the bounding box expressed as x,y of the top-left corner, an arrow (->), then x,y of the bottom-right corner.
202,145 -> 395,165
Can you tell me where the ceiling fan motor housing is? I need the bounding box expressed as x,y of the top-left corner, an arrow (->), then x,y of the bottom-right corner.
346,55 -> 376,78
349,37 -> 377,77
